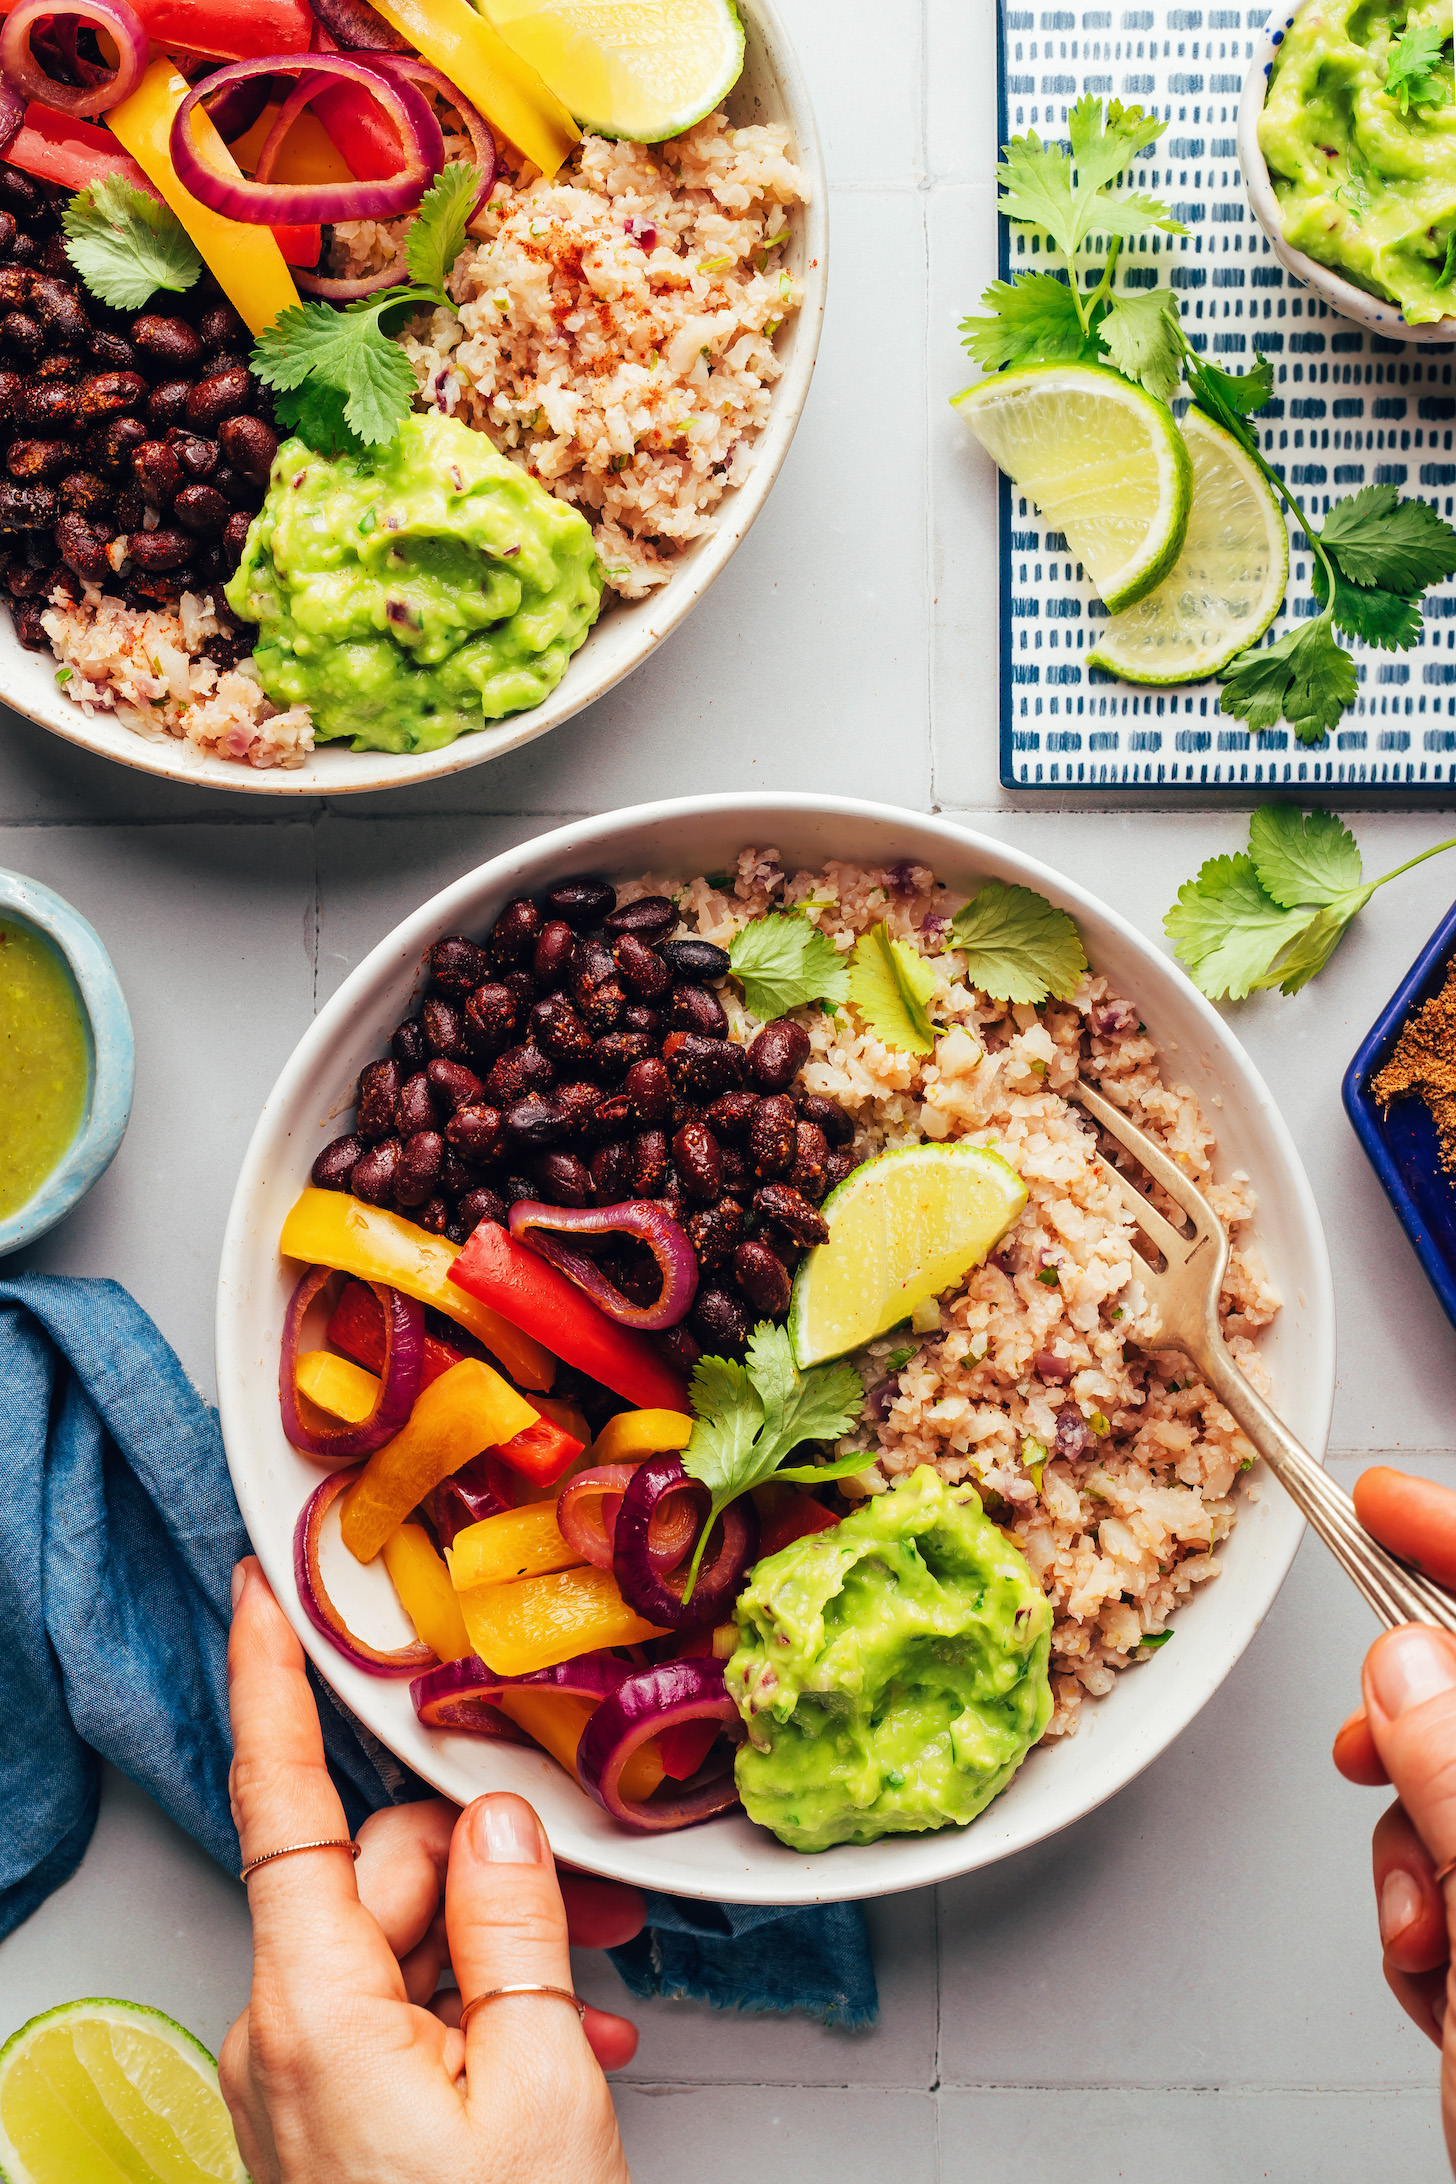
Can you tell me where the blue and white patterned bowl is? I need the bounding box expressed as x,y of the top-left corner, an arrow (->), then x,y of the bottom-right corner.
1239,0 -> 1456,343
0,871 -> 134,1255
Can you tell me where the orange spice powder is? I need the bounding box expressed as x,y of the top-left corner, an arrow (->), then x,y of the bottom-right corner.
1373,956 -> 1456,1176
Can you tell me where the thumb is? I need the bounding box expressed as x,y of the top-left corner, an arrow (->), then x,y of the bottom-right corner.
445,1794 -> 582,2084
1364,1627 -> 1456,1916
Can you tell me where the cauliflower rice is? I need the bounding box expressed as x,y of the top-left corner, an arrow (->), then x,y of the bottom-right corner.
622,847 -> 1280,1743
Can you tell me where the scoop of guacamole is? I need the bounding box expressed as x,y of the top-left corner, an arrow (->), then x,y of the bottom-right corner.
225,413 -> 602,753
727,1467 -> 1053,1853
1259,0 -> 1456,323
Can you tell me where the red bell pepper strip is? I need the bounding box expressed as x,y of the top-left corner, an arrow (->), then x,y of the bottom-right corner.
0,0 -> 314,61
657,1715 -> 721,1782
758,1491 -> 842,1560
326,1278 -> 586,1488
310,80 -> 404,185
451,1223 -> 690,1415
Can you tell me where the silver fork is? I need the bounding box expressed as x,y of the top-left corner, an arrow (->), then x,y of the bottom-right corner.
1070,1077 -> 1456,1633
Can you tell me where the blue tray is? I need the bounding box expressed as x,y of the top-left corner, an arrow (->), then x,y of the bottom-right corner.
1342,899 -> 1456,1334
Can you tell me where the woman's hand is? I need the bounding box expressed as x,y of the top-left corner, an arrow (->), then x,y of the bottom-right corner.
220,1556 -> 635,2184
1333,1469 -> 1456,2170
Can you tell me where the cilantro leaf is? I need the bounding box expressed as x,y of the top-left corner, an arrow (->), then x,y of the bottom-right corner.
1138,1630 -> 1172,1650
950,879 -> 1087,1004
1164,853 -> 1318,1001
1438,231 -> 1456,289
1066,92 -> 1168,196
1098,287 -> 1183,403
959,274 -> 1095,371
253,294 -> 421,447
727,912 -> 850,1018
1253,898 -> 1370,995
1310,553 -> 1425,651
61,175 -> 201,311
847,922 -> 938,1055
680,1323 -> 864,1595
272,380 -> 362,457
1385,20 -> 1449,112
1217,617 -> 1358,741
1318,483 -> 1456,594
995,130 -> 1082,260
405,162 -> 478,298
1248,805 -> 1363,908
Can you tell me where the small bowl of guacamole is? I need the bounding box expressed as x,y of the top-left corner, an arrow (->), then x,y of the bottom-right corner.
0,872 -> 134,1256
1241,0 -> 1456,335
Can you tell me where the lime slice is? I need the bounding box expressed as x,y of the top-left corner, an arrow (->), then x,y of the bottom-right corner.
951,363 -> 1193,613
0,2000 -> 247,2184
1085,407 -> 1289,684
482,0 -> 745,142
789,1142 -> 1028,1368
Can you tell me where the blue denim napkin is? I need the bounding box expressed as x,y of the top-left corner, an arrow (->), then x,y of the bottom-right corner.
0,1274 -> 877,2027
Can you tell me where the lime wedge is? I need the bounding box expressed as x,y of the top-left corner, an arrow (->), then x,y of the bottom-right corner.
0,2000 -> 247,2184
789,1143 -> 1027,1368
951,363 -> 1193,613
1086,407 -> 1289,684
482,0 -> 745,142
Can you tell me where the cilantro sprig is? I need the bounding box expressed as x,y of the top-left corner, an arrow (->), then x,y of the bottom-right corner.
1165,806 -> 1456,1000
727,912 -> 849,1018
959,97 -> 1456,742
62,176 -> 202,310
1385,20 -> 1451,114
950,880 -> 1087,1005
252,163 -> 478,453
847,922 -> 938,1054
680,1323 -> 866,1596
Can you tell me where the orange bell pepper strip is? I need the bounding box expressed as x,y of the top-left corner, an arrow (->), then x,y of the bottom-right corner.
341,1358 -> 541,1563
450,1223 -> 687,1413
365,0 -> 577,179
228,104 -> 353,186
445,1504 -> 581,1589
295,1348 -> 380,1424
282,1191 -> 556,1394
495,1690 -> 666,1803
589,1409 -> 693,1467
455,1566 -> 668,1675
382,1523 -> 473,1661
106,61 -> 303,334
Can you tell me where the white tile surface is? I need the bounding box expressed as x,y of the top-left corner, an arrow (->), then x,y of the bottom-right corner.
3,2 -> 1456,2177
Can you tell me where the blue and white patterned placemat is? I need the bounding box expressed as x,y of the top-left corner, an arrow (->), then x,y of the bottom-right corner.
995,1 -> 1456,790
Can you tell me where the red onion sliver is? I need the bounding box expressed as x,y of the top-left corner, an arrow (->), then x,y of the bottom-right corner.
294,1466 -> 437,1677
169,53 -> 444,225
612,1455 -> 759,1629
555,1464 -> 641,1571
204,69 -> 280,146
306,0 -> 411,53
366,55 -> 495,218
411,1649 -> 631,1733
508,1199 -> 698,1332
428,1449 -> 515,1549
0,78 -> 22,156
577,1659 -> 744,1831
279,1264 -> 424,1464
0,0 -> 148,117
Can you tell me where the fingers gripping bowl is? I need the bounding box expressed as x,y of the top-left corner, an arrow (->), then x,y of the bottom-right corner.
216,797 -> 1334,1903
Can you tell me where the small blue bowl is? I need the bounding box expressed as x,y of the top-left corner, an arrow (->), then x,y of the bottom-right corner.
1343,896 -> 1456,1334
0,870 -> 134,1256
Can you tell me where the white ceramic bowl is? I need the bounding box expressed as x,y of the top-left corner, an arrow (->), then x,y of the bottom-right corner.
1240,0 -> 1456,341
216,795 -> 1335,1905
1,0 -> 826,798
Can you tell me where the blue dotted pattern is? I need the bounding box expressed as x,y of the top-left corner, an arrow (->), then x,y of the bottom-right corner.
995,3 -> 1456,790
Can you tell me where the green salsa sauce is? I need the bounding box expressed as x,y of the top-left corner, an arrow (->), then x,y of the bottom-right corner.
0,920 -> 89,1221
226,412 -> 603,755
1259,0 -> 1456,322
727,1467 -> 1053,1853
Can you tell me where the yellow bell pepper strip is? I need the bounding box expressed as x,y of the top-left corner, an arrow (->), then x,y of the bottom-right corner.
281,1190 -> 556,1394
445,1503 -> 581,1589
365,0 -> 578,179
229,105 -> 355,187
493,1689 -> 667,1803
456,1566 -> 668,1675
106,61 -> 302,334
296,1348 -> 379,1423
590,1409 -> 694,1467
342,1358 -> 541,1563
383,1523 -> 473,1661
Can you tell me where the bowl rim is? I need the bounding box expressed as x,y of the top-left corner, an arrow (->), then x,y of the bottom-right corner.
1239,0 -> 1456,342
0,868 -> 134,1255
0,0 -> 829,798
215,793 -> 1336,1903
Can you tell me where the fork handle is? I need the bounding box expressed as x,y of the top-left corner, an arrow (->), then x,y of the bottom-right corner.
1188,1335 -> 1456,1635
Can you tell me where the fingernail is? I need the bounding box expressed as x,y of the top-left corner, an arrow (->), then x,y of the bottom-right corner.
1370,1627 -> 1456,1718
474,1795 -> 543,1865
1380,1866 -> 1422,1945
231,1562 -> 246,1611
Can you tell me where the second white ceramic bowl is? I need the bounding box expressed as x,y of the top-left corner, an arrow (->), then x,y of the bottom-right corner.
217,797 -> 1335,1904
1240,0 -> 1456,341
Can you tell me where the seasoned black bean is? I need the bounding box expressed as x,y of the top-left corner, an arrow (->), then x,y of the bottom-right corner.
1,312 -> 42,363
750,1094 -> 797,1180
91,414 -> 146,476
484,1042 -> 555,1105
613,931 -> 670,999
174,481 -> 229,534
799,1092 -> 853,1146
198,301 -> 247,353
222,509 -> 252,569
553,1080 -> 603,1135
187,367 -> 252,433
673,1121 -> 722,1201
489,895 -> 541,966
447,1101 -> 505,1163
631,1126 -> 668,1196
622,1003 -> 660,1036
169,431 -> 219,481
131,314 -> 204,373
132,439 -> 183,504
58,470 -> 112,521
657,1323 -> 702,1372
589,1030 -> 654,1082
77,371 -> 147,424
0,479 -> 57,526
0,366 -> 24,421
54,512 -> 110,580
624,1055 -> 670,1123
529,994 -> 594,1066
671,982 -> 728,1038
395,1129 -> 444,1207
706,1090 -> 757,1140
127,567 -> 191,607
823,1149 -> 860,1194
604,893 -> 675,940
11,598 -> 46,647
351,1137 -> 401,1204
425,1057 -> 483,1112
662,1030 -> 744,1099
589,1139 -> 633,1201
790,1119 -> 830,1202
32,277 -> 88,350
534,1149 -> 591,1206
4,559 -> 56,598
532,918 -> 577,989
447,1186 -> 507,1246
17,380 -> 77,434
734,1238 -> 791,1317
415,1195 -> 450,1235
395,1071 -> 436,1137
544,874 -> 615,929
505,1092 -> 567,1148
127,526 -> 191,572
749,1017 -> 812,1092
421,995 -> 466,1059
392,1016 -> 428,1069
147,380 -> 193,432
687,1196 -> 744,1271
501,967 -> 537,1013
356,1057 -> 402,1140
753,1181 -> 829,1246
34,353 -> 78,383
7,437 -> 70,482
690,1286 -> 750,1354
88,331 -> 136,373
587,1092 -> 632,1140
428,934 -> 490,995
311,1133 -> 362,1190
218,412 -> 278,483
572,939 -> 625,1034
720,1144 -> 750,1196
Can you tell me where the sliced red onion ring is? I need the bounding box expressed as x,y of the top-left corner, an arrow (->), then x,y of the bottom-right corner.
169,54 -> 444,225
411,1650 -> 630,1741
366,55 -> 495,217
0,79 -> 22,156
556,1464 -> 641,1571
294,1466 -> 437,1677
306,0 -> 411,52
612,1455 -> 759,1629
204,70 -> 277,145
279,1264 -> 424,1464
577,1659 -> 744,1831
509,1200 -> 698,1332
427,1449 -> 515,1549
0,0 -> 147,117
